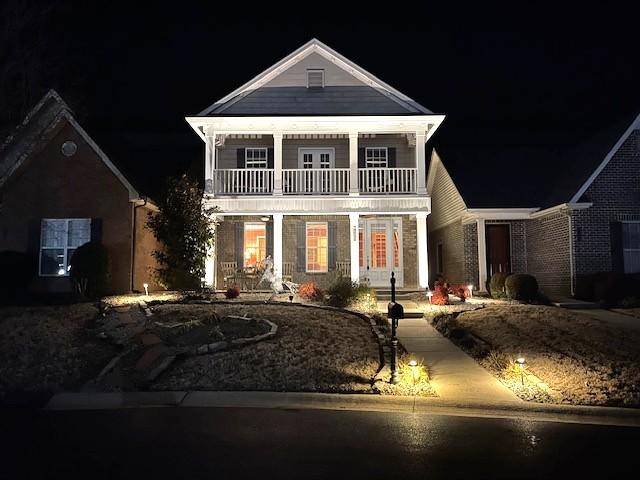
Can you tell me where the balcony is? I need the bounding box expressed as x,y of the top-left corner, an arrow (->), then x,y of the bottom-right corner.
283,168 -> 350,195
211,169 -> 274,195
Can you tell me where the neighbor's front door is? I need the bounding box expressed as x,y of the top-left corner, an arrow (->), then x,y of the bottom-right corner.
359,218 -> 403,287
485,224 -> 511,277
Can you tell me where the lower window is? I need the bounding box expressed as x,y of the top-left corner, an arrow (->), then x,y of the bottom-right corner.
622,222 -> 640,273
244,223 -> 266,267
306,222 -> 328,272
40,218 -> 91,276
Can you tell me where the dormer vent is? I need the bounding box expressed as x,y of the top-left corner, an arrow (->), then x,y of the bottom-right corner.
306,69 -> 325,88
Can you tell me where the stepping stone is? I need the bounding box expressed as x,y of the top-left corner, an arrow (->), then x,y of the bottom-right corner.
140,333 -> 162,346
135,346 -> 166,371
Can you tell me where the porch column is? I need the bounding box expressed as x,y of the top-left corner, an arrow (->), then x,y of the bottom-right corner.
415,131 -> 427,195
349,213 -> 360,283
204,217 -> 217,288
477,218 -> 487,292
205,133 -> 216,196
273,213 -> 284,286
416,212 -> 429,288
348,132 -> 359,196
273,133 -> 283,195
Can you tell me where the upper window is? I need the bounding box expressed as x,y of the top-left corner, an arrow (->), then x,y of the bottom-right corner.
622,222 -> 640,273
245,148 -> 268,168
306,222 -> 328,272
365,147 -> 388,168
306,69 -> 325,88
40,218 -> 91,276
244,223 -> 266,267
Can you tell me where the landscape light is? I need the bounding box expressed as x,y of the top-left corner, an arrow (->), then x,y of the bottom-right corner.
516,357 -> 526,385
408,359 -> 418,367
408,359 -> 418,385
143,283 -> 149,296
426,290 -> 433,303
57,268 -> 65,276
467,284 -> 473,297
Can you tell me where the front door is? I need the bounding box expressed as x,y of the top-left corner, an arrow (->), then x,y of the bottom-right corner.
485,224 -> 511,277
359,218 -> 403,287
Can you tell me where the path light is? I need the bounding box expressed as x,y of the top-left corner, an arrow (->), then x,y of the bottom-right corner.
426,290 -> 433,303
143,283 -> 149,297
516,357 -> 526,385
408,359 -> 418,386
467,284 -> 474,298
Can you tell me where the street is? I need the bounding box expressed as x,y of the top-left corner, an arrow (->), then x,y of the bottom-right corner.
2,406 -> 638,479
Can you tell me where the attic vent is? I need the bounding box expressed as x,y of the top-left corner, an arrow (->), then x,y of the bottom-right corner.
307,69 -> 324,88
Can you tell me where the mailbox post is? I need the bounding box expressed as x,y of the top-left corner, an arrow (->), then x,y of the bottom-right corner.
387,272 -> 404,384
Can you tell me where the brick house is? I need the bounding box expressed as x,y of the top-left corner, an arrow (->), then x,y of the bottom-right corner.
186,39 -> 444,290
427,111 -> 640,299
0,90 -> 161,295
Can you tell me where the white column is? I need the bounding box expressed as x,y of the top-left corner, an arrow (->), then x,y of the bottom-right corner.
349,213 -> 360,283
348,132 -> 359,196
477,219 -> 487,292
273,133 -> 283,195
273,213 -> 284,285
416,212 -> 429,288
205,134 -> 216,196
205,217 -> 217,288
415,131 -> 427,195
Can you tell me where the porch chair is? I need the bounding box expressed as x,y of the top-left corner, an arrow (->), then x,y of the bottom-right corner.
282,262 -> 294,282
220,261 -> 237,288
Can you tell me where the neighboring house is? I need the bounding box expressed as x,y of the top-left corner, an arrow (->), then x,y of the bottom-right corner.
427,111 -> 640,298
0,90 -> 161,295
186,39 -> 444,289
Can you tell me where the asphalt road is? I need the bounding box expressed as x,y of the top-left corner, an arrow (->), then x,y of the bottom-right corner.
2,406 -> 639,479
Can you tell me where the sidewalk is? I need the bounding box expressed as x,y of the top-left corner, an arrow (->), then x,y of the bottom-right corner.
572,308 -> 640,330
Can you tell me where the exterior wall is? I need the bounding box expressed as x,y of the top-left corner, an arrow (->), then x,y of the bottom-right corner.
463,222 -> 479,287
401,215 -> 418,288
132,204 -> 162,293
427,154 -> 466,230
0,121 -> 134,294
428,220 -> 465,286
572,129 -> 640,276
263,52 -> 366,88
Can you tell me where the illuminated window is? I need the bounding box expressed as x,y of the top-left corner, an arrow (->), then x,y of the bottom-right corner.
370,223 -> 387,268
306,222 -> 328,272
359,229 -> 364,268
393,224 -> 400,268
40,218 -> 90,276
246,148 -> 268,168
365,147 -> 388,168
244,223 -> 266,267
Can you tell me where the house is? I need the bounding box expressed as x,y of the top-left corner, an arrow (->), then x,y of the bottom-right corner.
0,90 -> 161,295
186,39 -> 444,290
427,110 -> 640,298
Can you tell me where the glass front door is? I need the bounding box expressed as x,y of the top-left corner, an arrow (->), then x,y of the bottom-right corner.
359,218 -> 403,287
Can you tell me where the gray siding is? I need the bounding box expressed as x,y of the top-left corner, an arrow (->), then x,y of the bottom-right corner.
264,52 -> 365,88
428,154 -> 467,231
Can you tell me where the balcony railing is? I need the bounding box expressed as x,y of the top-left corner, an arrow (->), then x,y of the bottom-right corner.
359,168 -> 416,194
212,169 -> 274,195
283,168 -> 350,195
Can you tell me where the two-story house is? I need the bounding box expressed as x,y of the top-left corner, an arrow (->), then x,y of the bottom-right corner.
186,39 -> 443,290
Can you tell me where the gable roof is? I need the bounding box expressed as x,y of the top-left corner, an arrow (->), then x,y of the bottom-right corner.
199,38 -> 433,116
0,89 -> 140,200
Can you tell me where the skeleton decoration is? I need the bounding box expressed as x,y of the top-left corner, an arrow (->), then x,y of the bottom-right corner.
256,255 -> 299,300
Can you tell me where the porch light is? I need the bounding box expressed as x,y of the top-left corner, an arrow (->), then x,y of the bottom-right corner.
143,283 -> 149,296
260,216 -> 270,222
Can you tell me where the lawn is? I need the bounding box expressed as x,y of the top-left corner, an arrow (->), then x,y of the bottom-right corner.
0,303 -> 115,405
431,304 -> 640,407
151,303 -> 381,393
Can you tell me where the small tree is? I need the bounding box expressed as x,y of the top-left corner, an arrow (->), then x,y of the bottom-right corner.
69,242 -> 110,299
147,175 -> 217,291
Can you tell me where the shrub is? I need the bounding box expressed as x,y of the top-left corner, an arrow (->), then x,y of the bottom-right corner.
224,285 -> 240,299
504,273 -> 539,302
350,283 -> 377,311
0,251 -> 36,304
448,284 -> 469,302
69,242 -> 110,299
325,276 -> 353,307
489,272 -> 510,298
298,282 -> 325,302
431,280 -> 449,306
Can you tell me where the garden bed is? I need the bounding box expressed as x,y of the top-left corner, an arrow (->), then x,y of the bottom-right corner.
431,304 -> 640,407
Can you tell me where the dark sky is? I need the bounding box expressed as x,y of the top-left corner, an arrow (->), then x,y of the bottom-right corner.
2,1 -> 638,198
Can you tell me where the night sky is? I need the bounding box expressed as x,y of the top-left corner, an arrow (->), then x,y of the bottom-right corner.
2,1 -> 638,199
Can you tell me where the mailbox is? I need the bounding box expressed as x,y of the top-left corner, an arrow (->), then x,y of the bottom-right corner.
387,301 -> 405,319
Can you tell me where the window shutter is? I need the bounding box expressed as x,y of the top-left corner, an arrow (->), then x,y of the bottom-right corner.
328,221 -> 337,270
296,223 -> 306,272
91,218 -> 103,243
610,221 -> 624,273
235,222 -> 244,268
387,147 -> 396,168
267,148 -> 274,169
237,148 -> 246,169
28,218 -> 41,253
266,221 -> 273,259
358,148 -> 366,168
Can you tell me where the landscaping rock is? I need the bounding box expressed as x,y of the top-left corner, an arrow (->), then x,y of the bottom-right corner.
146,355 -> 176,382
135,346 -> 167,371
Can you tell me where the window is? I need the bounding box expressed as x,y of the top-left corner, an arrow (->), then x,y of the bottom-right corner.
359,229 -> 364,268
244,223 -> 266,267
622,222 -> 640,273
245,148 -> 268,168
436,243 -> 444,274
306,69 -> 324,88
365,147 -> 388,168
306,222 -> 328,272
40,219 -> 91,276
370,223 -> 387,268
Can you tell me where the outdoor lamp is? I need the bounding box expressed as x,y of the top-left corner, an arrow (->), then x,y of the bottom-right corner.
260,216 -> 270,222
143,283 -> 149,296
516,357 -> 526,385
408,359 -> 418,385
426,290 -> 433,303
467,284 -> 474,297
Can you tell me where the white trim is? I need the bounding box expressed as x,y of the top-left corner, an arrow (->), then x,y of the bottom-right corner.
364,146 -> 388,168
305,221 -> 329,273
349,213 -> 360,282
198,39 -> 432,115
416,212 -> 429,288
570,113 -> 640,203
297,147 -> 336,169
529,202 -> 592,219
462,208 -> 540,222
245,147 -> 269,168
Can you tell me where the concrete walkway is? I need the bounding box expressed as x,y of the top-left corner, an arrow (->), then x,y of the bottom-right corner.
395,317 -> 520,404
572,308 -> 640,330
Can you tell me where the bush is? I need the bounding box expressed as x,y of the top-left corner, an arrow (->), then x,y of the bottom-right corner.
489,272 -> 510,299
0,251 -> 36,304
504,273 -> 538,302
449,284 -> 469,302
350,283 -> 377,311
298,282 -> 325,302
69,242 -> 110,299
431,280 -> 449,306
224,285 -> 240,299
325,276 -> 353,307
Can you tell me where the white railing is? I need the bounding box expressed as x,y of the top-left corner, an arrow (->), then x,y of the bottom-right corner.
282,168 -> 350,195
359,168 -> 417,194
212,169 -> 274,195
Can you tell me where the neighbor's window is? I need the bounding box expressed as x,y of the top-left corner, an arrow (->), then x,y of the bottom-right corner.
365,147 -> 388,168
245,148 -> 268,168
40,218 -> 90,276
244,223 -> 266,267
306,222 -> 328,272
622,222 -> 640,273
